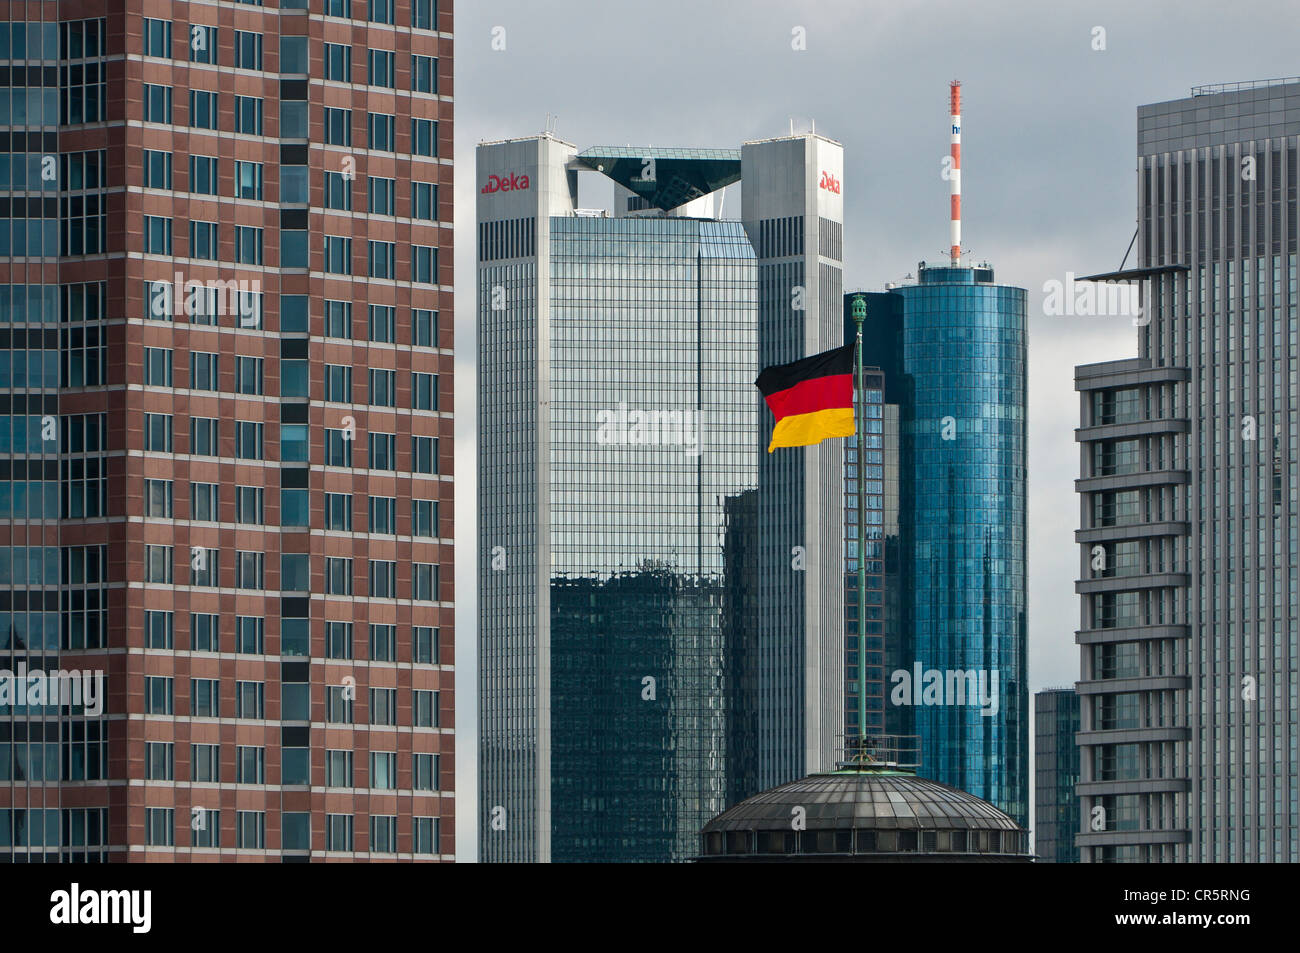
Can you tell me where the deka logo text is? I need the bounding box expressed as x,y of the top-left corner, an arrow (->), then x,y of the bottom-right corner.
481,172 -> 530,194
819,171 -> 841,194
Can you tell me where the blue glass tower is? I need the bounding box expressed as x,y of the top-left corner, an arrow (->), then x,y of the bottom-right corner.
852,263 -> 1028,827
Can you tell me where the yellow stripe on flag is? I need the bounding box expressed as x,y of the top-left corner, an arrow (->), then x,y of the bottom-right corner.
768,406 -> 854,452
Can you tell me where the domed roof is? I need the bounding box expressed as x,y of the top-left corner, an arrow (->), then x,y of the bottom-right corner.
702,769 -> 1022,833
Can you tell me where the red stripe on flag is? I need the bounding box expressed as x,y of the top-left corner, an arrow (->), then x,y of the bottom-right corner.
763,372 -> 852,422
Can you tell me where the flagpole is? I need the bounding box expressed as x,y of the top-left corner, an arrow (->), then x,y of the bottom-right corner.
850,294 -> 868,744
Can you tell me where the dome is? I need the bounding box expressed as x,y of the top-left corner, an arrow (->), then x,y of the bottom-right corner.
697,768 -> 1032,862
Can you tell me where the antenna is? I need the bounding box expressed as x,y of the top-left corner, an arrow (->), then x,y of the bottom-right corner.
949,80 -> 962,266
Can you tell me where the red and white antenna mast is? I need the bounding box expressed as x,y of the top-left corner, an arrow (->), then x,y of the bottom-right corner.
949,80 -> 962,266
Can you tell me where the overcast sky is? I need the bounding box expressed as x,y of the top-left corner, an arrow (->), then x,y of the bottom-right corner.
451,0 -> 1300,856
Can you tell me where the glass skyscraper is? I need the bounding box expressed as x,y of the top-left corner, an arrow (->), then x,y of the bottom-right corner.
1075,79 -> 1300,863
851,264 -> 1029,828
478,132 -> 844,861
1034,687 -> 1080,863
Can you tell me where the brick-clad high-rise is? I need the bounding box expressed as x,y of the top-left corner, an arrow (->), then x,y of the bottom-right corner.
0,0 -> 453,860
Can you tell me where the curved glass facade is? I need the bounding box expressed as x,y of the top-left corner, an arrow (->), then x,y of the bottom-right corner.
893,265 -> 1027,826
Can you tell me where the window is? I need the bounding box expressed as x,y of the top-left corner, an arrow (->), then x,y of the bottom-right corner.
235,421 -> 263,460
236,745 -> 265,783
324,42 -> 351,82
235,226 -> 264,264
143,215 -> 172,255
235,161 -> 264,199
324,300 -> 352,338
368,240 -> 394,278
324,236 -> 352,275
414,690 -> 439,728
368,304 -> 395,342
281,423 -> 309,463
413,245 -> 437,283
281,164 -> 308,203
281,552 -> 310,590
324,107 -> 352,146
414,626 -> 438,664
188,155 -> 218,195
414,562 -> 438,601
279,35 -> 308,74
413,436 -> 437,473
413,309 -> 437,346
413,499 -> 438,538
412,372 -> 437,410
369,560 -> 396,598
144,413 -> 173,452
370,815 -> 398,853
144,478 -> 173,518
369,432 -> 396,470
281,294 -> 309,333
325,750 -> 353,788
189,90 -> 217,129
145,675 -> 173,714
324,171 -> 352,210
234,30 -> 263,70
236,485 -> 264,524
369,690 -> 397,727
281,99 -> 308,138
192,745 -> 220,783
368,49 -> 395,87
369,623 -> 396,660
191,809 -> 220,847
191,678 -> 220,716
143,149 -> 172,188
326,686 -> 353,724
146,808 -> 174,847
145,610 -> 174,649
189,220 -> 218,260
326,814 -> 353,851
236,356 -> 264,395
236,811 -> 265,849
143,18 -> 172,58
368,496 -> 396,534
235,551 -> 264,590
369,749 -> 396,788
191,483 -> 219,521
143,83 -> 172,123
190,548 -> 218,586
188,423 -> 218,462
282,359 -> 308,398
144,347 -> 173,386
368,112 -> 395,151
414,753 -> 440,791
190,352 -> 219,390
368,176 -> 395,214
234,95 -> 264,135
413,817 -> 438,855
325,492 -> 353,531
190,614 -> 219,653
412,0 -> 436,30
325,0 -> 353,16
412,181 -> 437,219
189,25 -> 217,63
325,364 -> 352,402
411,54 -> 437,93
325,429 -> 353,466
235,680 -> 265,718
411,118 -> 437,156
369,368 -> 396,406
326,621 -> 353,660
325,557 -> 353,595
369,0 -> 395,25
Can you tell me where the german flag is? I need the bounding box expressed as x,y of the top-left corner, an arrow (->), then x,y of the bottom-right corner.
755,343 -> 855,452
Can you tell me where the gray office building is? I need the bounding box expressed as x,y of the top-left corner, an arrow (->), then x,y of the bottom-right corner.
477,132 -> 844,862
1034,688 -> 1080,863
1075,79 -> 1300,862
